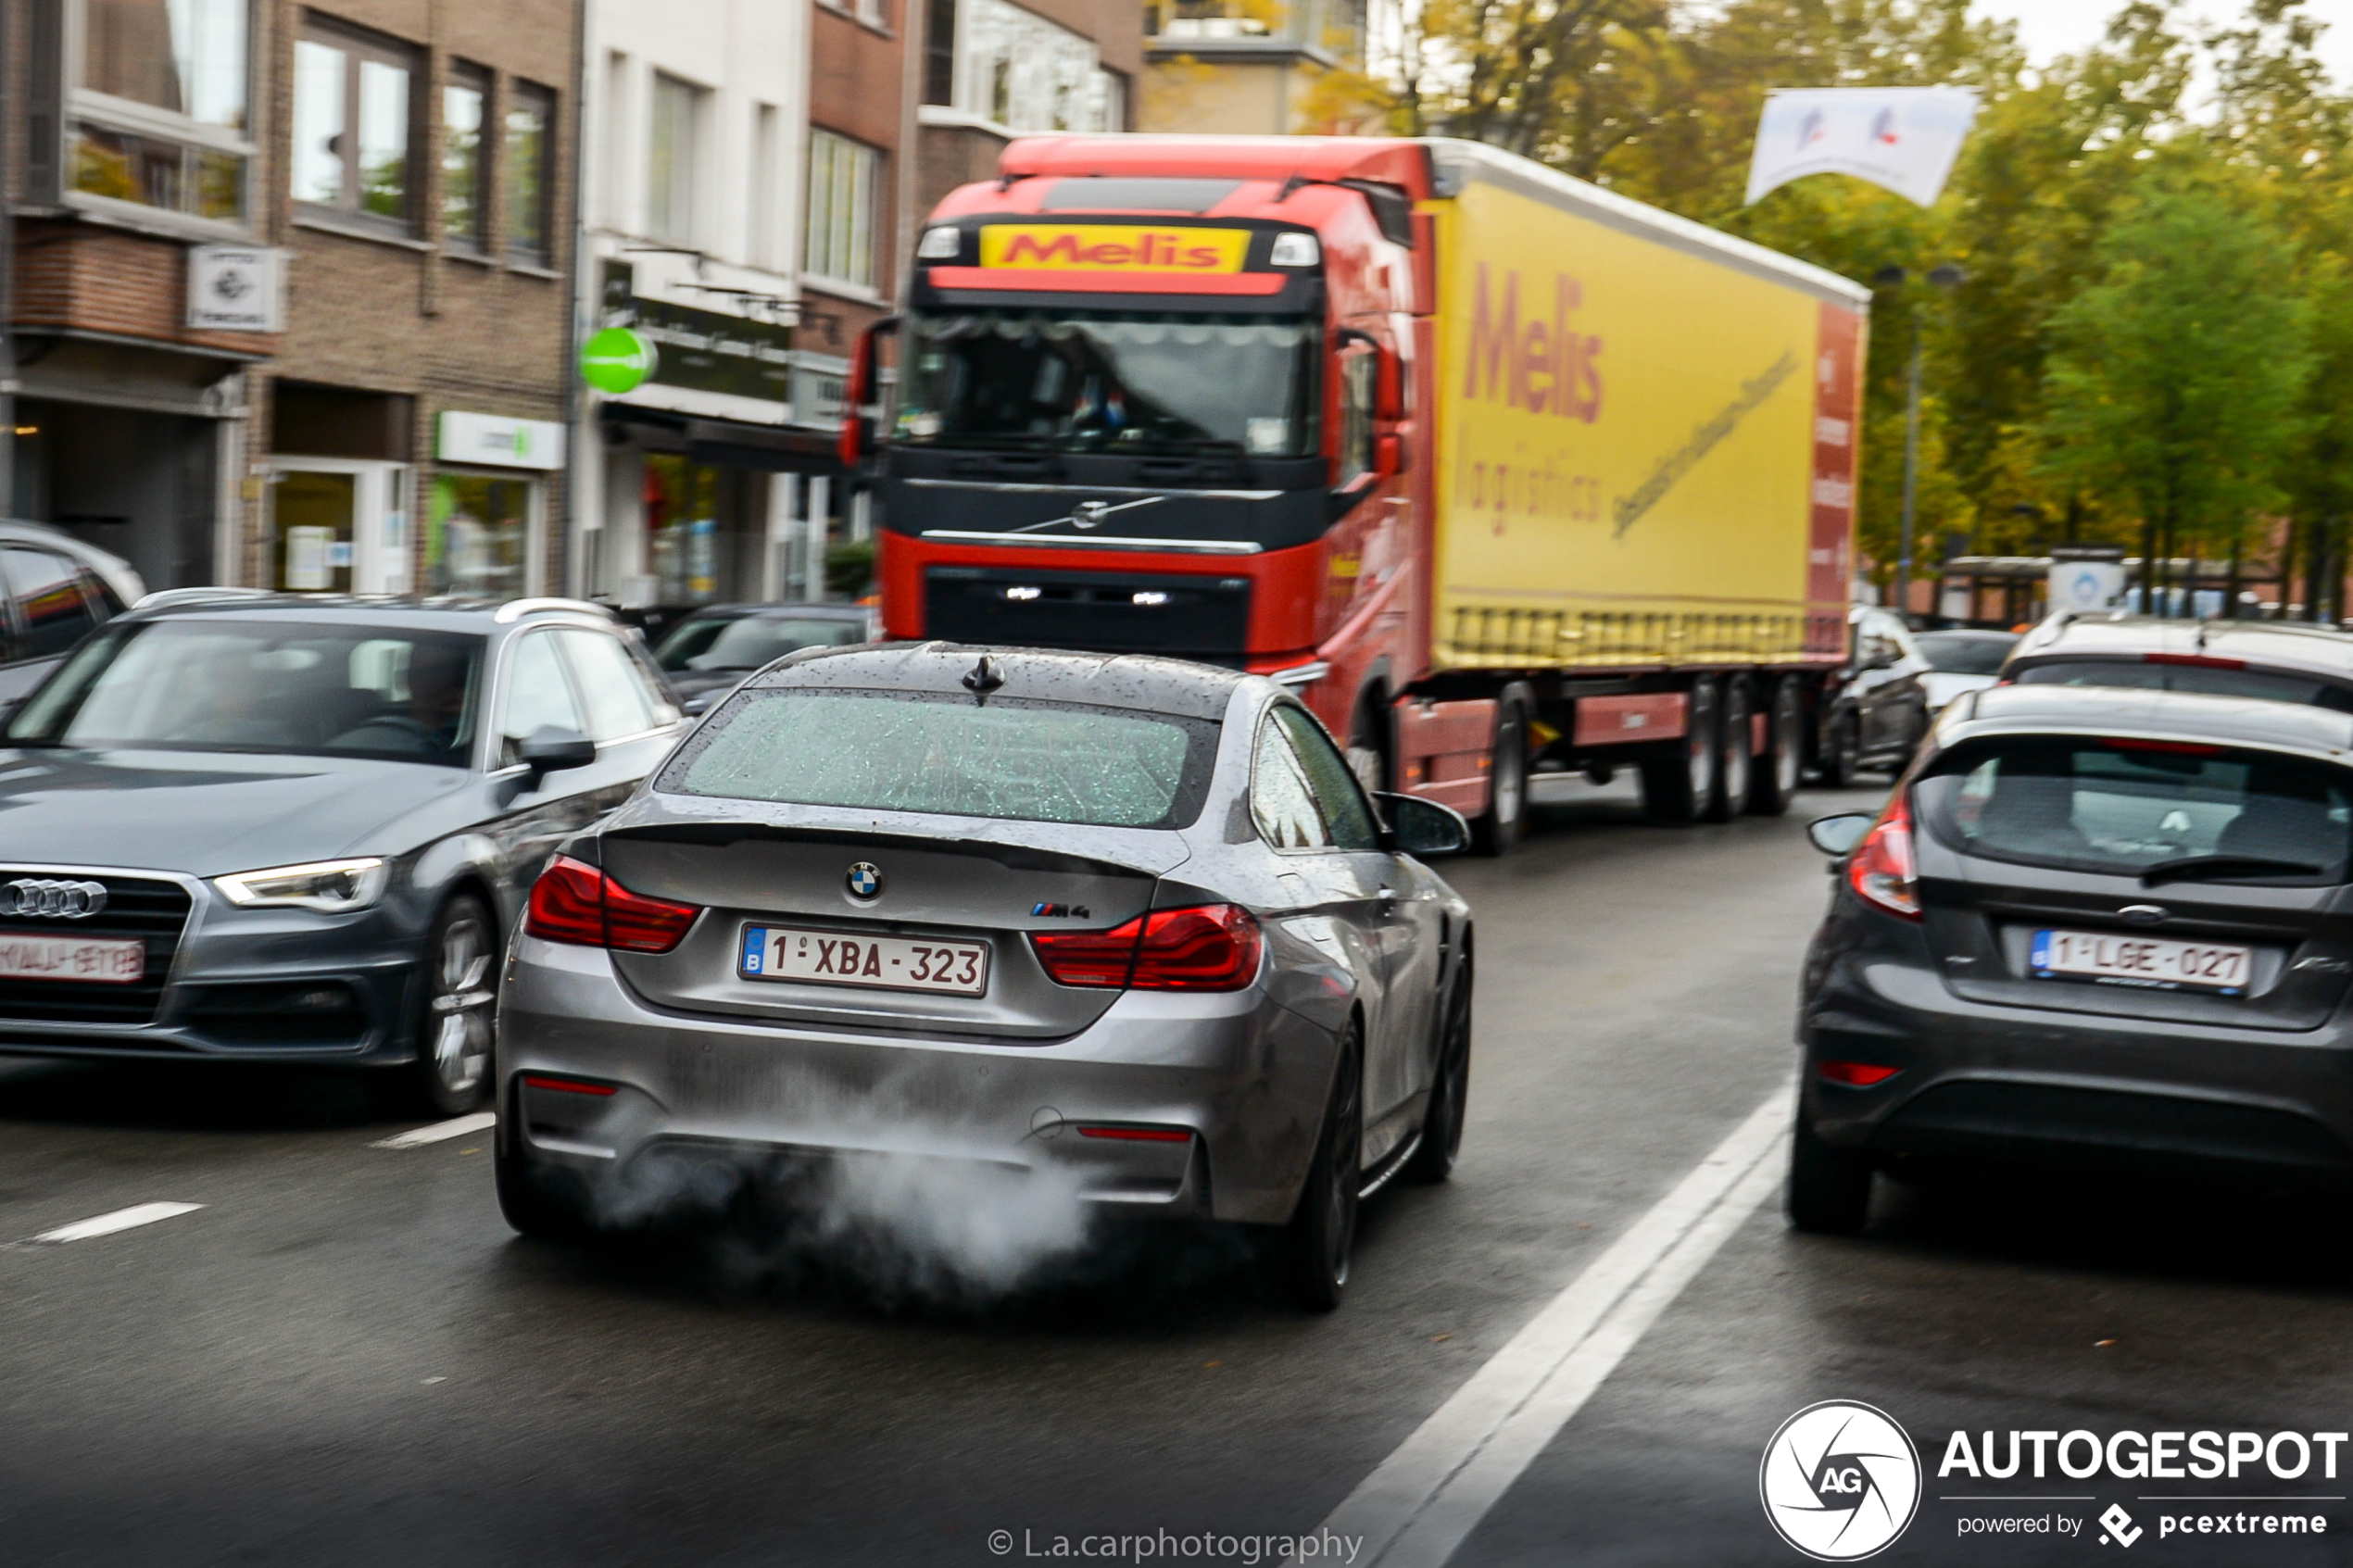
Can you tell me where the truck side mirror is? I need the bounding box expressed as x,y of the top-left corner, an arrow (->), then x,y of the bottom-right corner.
837,315 -> 901,469
1375,345 -> 1405,422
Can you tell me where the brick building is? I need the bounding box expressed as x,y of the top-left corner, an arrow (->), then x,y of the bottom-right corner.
255,0 -> 579,596
2,0 -> 276,589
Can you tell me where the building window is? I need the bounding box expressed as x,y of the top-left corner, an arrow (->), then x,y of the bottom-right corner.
427,473 -> 532,598
804,129 -> 878,289
70,0 -> 252,223
293,22 -> 417,229
505,80 -> 554,263
647,71 -> 702,246
441,62 -> 487,250
957,0 -> 1121,133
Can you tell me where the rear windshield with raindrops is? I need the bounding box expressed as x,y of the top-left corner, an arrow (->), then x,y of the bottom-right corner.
658,688 -> 1220,829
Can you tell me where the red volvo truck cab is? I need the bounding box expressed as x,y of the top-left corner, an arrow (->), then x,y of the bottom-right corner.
845,135 -> 1871,851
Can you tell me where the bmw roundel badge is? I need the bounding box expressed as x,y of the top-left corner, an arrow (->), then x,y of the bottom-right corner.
846,862 -> 883,899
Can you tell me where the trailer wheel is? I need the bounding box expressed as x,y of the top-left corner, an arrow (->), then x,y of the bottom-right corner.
1472,689 -> 1529,856
1703,678 -> 1751,822
1747,677 -> 1805,817
1640,676 -> 1719,825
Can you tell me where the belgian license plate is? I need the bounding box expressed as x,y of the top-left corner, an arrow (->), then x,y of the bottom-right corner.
0,934 -> 145,985
2030,929 -> 2252,994
738,925 -> 989,996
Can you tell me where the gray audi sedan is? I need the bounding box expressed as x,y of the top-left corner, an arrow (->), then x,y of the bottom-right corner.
1793,682 -> 2353,1233
495,645 -> 1476,1310
0,595 -> 684,1111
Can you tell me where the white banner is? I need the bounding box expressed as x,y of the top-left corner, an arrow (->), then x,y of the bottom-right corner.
2048,559 -> 2127,612
1745,87 -> 1981,208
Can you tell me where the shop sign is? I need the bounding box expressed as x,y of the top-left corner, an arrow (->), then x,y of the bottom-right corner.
188,245 -> 285,332
580,328 -> 659,394
437,411 -> 566,471
598,261 -> 794,406
787,352 -> 852,431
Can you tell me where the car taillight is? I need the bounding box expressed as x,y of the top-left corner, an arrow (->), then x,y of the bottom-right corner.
524,854 -> 700,953
1818,1060 -> 1901,1087
1029,904 -> 1264,992
1846,794 -> 1921,921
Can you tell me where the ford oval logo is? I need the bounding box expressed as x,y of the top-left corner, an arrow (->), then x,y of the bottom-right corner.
845,862 -> 882,899
2,878 -> 108,919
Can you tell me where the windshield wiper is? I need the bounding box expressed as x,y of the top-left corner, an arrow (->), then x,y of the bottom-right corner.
2141,854 -> 2324,886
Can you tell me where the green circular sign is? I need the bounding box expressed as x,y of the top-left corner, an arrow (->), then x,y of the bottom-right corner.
580,327 -> 657,395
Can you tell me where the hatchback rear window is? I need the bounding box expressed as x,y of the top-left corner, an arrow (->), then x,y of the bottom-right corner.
2013,659 -> 2353,712
659,688 -> 1218,829
1916,738 -> 2353,884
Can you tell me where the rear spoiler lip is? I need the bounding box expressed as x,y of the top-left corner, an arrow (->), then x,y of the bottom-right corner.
598,818 -> 1180,881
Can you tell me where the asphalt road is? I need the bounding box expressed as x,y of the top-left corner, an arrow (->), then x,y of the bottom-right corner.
4,775 -> 2347,1567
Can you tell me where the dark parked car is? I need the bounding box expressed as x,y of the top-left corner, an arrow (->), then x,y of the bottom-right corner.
1816,607 -> 1931,785
1792,683 -> 2353,1233
0,519 -> 146,709
0,595 -> 684,1111
649,603 -> 877,714
2006,613 -> 2353,711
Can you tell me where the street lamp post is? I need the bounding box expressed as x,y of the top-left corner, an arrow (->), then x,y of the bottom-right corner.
1874,262 -> 1966,620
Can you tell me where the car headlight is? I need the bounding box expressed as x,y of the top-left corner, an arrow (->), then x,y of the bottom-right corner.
214,858 -> 389,912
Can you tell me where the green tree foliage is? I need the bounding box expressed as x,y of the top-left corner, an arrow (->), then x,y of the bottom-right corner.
1373,0 -> 2353,606
2035,178 -> 2314,603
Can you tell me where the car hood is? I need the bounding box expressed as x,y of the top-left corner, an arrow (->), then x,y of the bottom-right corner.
0,748 -> 471,875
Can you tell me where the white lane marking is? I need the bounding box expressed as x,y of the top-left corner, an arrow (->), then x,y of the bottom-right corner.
372,1111 -> 497,1149
24,1201 -> 206,1245
1295,1085 -> 1794,1568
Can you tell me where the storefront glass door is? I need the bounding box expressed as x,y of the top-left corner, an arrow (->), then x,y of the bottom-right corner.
427,473 -> 535,597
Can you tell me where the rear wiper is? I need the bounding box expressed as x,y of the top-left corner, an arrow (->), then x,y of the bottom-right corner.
2141,854 -> 2324,886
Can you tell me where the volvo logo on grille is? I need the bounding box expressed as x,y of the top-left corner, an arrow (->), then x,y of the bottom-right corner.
2,878 -> 109,919
845,862 -> 883,899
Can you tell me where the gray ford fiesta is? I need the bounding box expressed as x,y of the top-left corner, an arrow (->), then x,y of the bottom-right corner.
494,644 -> 1477,1311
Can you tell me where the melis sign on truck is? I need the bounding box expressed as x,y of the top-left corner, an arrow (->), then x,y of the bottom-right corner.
979,224 -> 1251,274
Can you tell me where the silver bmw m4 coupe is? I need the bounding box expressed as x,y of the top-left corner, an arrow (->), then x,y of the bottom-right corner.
495,644 -> 1476,1309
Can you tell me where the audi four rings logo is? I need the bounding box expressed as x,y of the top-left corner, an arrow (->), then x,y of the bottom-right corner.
845,863 -> 883,899
1,878 -> 109,919
1760,1400 -> 1922,1561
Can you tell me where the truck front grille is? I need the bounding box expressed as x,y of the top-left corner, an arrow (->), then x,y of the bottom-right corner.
925,567 -> 1252,665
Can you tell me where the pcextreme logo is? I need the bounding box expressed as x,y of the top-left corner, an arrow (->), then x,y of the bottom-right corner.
978,224 -> 1251,274
1462,261 -> 1604,423
1760,1400 -> 1923,1561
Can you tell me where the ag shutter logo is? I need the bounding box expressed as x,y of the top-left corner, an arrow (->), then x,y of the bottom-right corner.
1760,1400 -> 1922,1561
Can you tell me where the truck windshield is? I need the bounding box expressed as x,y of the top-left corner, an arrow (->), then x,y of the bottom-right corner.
894,309 -> 1320,457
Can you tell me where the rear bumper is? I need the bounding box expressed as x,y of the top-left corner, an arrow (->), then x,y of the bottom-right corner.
1804,955 -> 2353,1183
495,935 -> 1343,1226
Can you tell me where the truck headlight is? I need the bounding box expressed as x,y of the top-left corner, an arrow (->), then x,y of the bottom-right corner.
214,858 -> 389,912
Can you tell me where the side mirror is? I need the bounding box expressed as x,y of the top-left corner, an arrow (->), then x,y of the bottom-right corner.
518,725 -> 597,783
1806,812 -> 1875,856
1375,345 -> 1405,422
837,314 -> 901,469
1376,792 -> 1472,858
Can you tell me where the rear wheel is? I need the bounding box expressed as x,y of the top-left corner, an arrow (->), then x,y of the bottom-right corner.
1747,677 -> 1805,817
1640,676 -> 1719,824
1787,1105 -> 1874,1236
1703,678 -> 1752,822
414,896 -> 497,1116
1279,1026 -> 1363,1311
1473,695 -> 1529,856
1406,963 -> 1472,1184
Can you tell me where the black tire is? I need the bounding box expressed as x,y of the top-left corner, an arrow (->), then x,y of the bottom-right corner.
1787,1105 -> 1874,1236
1279,1026 -> 1364,1311
1703,678 -> 1751,822
1640,676 -> 1719,824
1406,960 -> 1472,1184
1472,694 -> 1529,856
1347,692 -> 1390,797
413,895 -> 497,1116
1747,677 -> 1805,817
494,1110 -> 592,1242
1818,709 -> 1863,789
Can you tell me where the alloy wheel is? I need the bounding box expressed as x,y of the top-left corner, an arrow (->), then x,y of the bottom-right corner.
429,909 -> 496,1099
